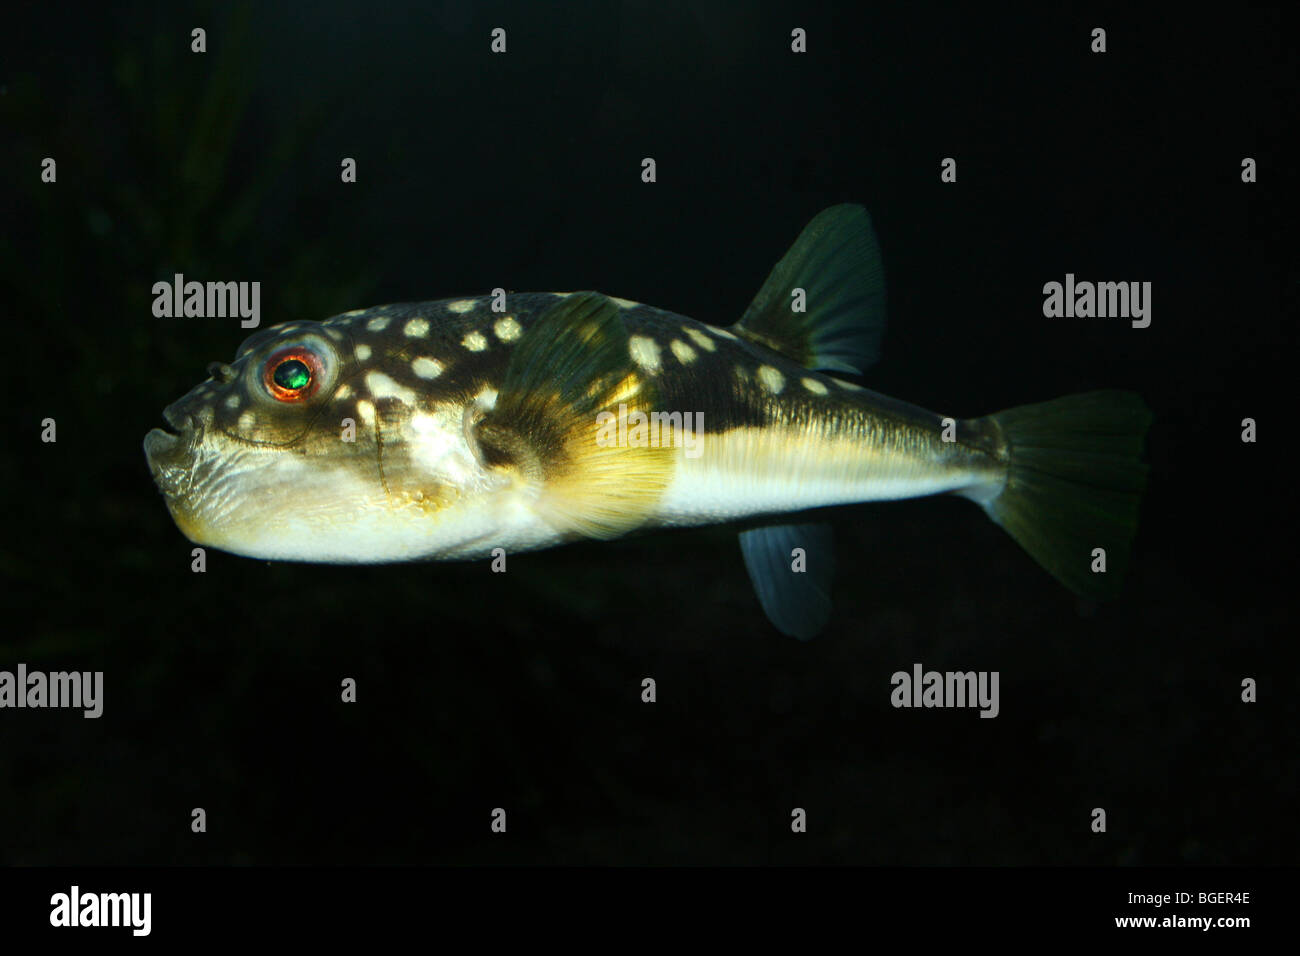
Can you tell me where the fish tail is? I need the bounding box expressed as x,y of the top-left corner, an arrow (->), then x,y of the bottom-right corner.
970,390 -> 1153,597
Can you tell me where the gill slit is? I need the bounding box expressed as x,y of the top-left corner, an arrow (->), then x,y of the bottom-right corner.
374,405 -> 391,499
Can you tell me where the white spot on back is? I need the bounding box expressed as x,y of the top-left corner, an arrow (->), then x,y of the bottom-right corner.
335,384 -> 353,400
355,343 -> 372,361
404,317 -> 430,338
669,339 -> 697,364
684,328 -> 716,351
707,325 -> 739,341
366,316 -> 390,332
411,356 -> 444,379
802,376 -> 829,396
237,411 -> 255,430
833,377 -> 865,392
628,335 -> 662,373
447,299 -> 477,314
757,366 -> 785,394
462,331 -> 488,352
610,296 -> 638,309
366,371 -> 417,404
224,394 -> 242,410
493,316 -> 522,342
474,385 -> 499,410
354,399 -> 375,426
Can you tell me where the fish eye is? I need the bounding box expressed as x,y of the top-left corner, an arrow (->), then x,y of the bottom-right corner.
274,359 -> 310,389
263,347 -> 323,402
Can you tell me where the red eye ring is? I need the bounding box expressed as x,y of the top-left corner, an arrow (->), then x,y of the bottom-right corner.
263,347 -> 324,402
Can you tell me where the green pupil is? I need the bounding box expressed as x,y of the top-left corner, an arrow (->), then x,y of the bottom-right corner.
274,359 -> 310,391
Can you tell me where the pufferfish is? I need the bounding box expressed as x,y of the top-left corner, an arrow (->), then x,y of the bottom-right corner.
144,205 -> 1152,638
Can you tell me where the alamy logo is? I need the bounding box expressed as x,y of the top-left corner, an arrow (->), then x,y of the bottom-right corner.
890,663 -> 1000,718
0,664 -> 103,718
1042,273 -> 1151,328
50,886 -> 151,936
595,404 -> 704,459
152,272 -> 261,328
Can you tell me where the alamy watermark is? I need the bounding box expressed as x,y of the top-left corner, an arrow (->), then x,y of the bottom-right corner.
152,273 -> 260,328
1042,273 -> 1151,328
0,664 -> 103,718
891,663 -> 999,718
50,886 -> 151,936
595,404 -> 704,458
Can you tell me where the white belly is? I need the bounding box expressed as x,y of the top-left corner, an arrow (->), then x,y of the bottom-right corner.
653,426 -> 981,527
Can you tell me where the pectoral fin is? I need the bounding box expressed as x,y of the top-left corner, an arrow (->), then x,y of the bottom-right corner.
476,291 -> 673,539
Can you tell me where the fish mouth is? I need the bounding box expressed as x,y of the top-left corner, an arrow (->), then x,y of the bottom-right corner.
143,426 -> 180,459
143,409 -> 203,496
161,405 -> 193,434
145,411 -> 191,452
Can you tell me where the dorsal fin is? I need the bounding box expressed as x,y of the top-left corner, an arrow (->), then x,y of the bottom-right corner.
733,204 -> 886,375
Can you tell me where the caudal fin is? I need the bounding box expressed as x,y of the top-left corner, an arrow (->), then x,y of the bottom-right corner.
973,391 -> 1153,598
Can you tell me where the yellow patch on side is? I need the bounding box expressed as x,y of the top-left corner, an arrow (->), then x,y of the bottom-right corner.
669,339 -> 697,364
366,316 -> 390,332
404,318 -> 430,338
447,299 -> 477,314
480,361 -> 671,542
462,331 -> 488,352
707,325 -> 739,341
355,344 -> 372,361
335,384 -> 353,400
537,387 -> 673,541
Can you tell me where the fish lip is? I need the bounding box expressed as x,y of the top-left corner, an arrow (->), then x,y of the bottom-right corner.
144,411 -> 203,496
161,406 -> 192,434
144,425 -> 184,462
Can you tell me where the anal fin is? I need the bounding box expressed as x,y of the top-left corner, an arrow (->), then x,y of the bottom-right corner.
738,521 -> 835,640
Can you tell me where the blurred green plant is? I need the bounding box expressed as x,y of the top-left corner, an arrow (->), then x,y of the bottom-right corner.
1,3 -> 373,408
0,3 -> 374,645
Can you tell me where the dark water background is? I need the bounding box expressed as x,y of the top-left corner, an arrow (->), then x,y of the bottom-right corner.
1,2 -> 1293,864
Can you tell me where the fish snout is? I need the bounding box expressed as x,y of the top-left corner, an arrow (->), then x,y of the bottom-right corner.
144,400 -> 207,497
